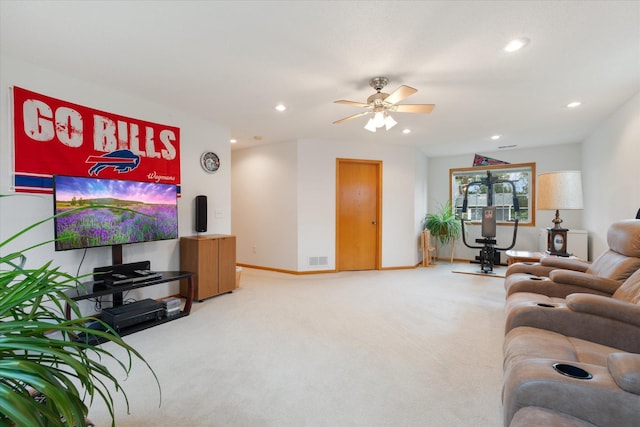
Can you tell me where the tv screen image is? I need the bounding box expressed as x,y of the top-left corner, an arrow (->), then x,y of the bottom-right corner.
53,176 -> 178,251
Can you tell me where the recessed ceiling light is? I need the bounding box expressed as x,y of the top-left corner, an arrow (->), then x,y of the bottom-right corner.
567,101 -> 582,108
491,134 -> 501,140
402,129 -> 411,134
504,37 -> 530,52
275,104 -> 287,112
230,139 -> 237,144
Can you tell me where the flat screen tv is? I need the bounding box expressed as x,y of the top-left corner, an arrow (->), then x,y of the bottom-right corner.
53,175 -> 178,251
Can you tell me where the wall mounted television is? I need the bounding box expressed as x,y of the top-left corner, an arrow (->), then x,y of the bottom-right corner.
53,175 -> 178,253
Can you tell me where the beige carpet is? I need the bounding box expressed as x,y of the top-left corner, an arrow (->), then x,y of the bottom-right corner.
86,263 -> 506,426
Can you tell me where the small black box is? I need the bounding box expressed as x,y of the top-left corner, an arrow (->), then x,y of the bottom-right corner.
101,299 -> 164,332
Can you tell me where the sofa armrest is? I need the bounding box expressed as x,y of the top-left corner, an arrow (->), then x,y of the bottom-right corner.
540,256 -> 590,272
505,263 -> 556,277
566,293 -> 640,327
549,270 -> 621,295
608,353 -> 640,395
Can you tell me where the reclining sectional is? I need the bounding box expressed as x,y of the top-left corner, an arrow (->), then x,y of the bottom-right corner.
501,219 -> 640,426
504,219 -> 640,298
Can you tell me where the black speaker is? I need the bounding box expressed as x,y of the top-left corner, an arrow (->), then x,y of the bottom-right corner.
195,195 -> 207,232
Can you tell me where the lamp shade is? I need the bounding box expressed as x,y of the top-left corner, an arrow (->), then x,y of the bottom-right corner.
537,171 -> 584,210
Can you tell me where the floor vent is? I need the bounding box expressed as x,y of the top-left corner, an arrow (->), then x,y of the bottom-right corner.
308,256 -> 329,267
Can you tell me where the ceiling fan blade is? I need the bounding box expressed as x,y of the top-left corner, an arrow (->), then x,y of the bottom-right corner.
335,100 -> 370,107
383,85 -> 417,105
333,111 -> 370,124
394,104 -> 436,114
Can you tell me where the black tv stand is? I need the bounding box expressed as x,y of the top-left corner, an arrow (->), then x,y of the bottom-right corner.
93,260 -> 156,305
112,244 -> 123,266
64,270 -> 194,344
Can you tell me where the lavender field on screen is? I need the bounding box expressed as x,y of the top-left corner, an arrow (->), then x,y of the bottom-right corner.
55,204 -> 178,250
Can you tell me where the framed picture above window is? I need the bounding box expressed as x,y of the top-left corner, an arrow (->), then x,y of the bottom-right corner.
450,162 -> 536,226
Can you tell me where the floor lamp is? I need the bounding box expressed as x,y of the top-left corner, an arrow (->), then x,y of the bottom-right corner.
537,171 -> 584,256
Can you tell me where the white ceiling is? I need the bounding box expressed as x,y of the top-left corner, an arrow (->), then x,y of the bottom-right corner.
1,1 -> 639,157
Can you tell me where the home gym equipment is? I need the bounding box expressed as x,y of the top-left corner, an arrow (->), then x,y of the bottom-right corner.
460,171 -> 520,273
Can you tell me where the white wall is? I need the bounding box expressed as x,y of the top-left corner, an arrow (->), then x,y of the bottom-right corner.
231,141 -> 299,271
232,139 -> 426,271
414,153 -> 429,265
0,55 -> 231,309
231,90 -> 639,272
582,91 -> 640,257
427,143 -> 583,262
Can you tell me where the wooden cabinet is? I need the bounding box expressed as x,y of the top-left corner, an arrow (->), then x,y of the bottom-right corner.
180,235 -> 236,301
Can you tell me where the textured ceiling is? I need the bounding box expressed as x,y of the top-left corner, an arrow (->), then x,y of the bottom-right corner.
1,1 -> 639,156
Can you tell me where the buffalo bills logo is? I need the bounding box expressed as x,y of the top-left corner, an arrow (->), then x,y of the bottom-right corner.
86,150 -> 140,175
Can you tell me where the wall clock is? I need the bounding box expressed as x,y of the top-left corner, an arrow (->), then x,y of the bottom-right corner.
200,151 -> 220,173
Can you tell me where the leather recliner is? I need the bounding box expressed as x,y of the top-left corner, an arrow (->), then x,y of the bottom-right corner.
503,351 -> 640,426
502,268 -> 640,426
504,219 -> 640,298
504,266 -> 640,345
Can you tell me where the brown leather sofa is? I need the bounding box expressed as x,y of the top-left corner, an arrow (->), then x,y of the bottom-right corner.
504,219 -> 640,297
504,267 -> 640,343
510,406 -> 598,427
503,270 -> 640,425
501,221 -> 640,426
503,350 -> 640,426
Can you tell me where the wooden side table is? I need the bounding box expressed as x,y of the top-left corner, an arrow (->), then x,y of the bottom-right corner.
505,250 -> 544,265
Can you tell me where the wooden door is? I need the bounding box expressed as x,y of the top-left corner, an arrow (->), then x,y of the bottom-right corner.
336,159 -> 381,271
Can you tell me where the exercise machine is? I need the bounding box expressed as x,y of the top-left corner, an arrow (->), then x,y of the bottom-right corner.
460,171 -> 520,273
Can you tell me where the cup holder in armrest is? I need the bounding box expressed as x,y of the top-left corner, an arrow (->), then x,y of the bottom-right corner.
528,277 -> 543,281
536,303 -> 555,308
553,363 -> 593,380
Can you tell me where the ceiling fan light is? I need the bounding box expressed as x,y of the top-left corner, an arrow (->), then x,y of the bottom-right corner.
373,111 -> 386,128
364,118 -> 377,132
384,114 -> 397,130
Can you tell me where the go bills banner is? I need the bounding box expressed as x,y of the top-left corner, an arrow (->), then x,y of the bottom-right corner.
12,86 -> 181,194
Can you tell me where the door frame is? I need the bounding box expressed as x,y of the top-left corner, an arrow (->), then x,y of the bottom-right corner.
335,158 -> 382,271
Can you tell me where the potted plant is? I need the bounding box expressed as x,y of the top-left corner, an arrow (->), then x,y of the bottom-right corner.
424,200 -> 462,263
0,203 -> 159,427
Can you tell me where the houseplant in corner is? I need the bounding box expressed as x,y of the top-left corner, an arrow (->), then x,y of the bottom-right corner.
424,200 -> 462,263
0,203 -> 159,427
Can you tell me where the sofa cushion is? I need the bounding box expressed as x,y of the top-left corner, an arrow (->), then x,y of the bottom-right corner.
612,267 -> 640,303
510,406 -> 597,427
605,219 -> 640,258
504,326 -> 621,370
503,358 -> 640,427
504,272 -> 615,298
608,353 -> 640,395
586,250 -> 640,282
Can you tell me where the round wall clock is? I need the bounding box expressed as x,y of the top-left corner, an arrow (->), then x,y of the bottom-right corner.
200,151 -> 220,173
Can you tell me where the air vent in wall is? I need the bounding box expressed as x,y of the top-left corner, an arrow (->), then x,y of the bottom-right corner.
308,256 -> 329,267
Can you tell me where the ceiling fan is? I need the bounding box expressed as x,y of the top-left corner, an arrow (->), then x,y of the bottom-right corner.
333,77 -> 435,132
